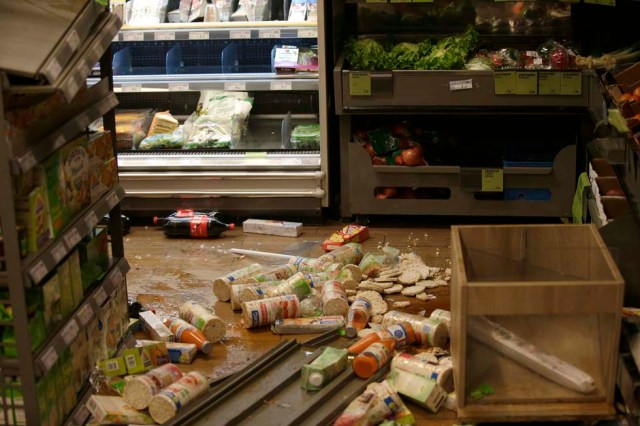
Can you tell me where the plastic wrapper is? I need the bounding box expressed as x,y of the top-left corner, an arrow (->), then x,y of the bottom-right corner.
184,91 -> 253,149
537,39 -> 578,70
290,123 -> 321,149
95,109 -> 154,150
139,128 -> 184,150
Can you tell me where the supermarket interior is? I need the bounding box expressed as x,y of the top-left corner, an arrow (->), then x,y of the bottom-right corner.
1,0 -> 640,425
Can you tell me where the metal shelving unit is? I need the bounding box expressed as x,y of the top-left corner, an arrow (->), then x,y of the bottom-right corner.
0,3 -> 130,424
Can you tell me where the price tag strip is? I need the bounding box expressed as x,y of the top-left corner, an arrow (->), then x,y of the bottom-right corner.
270,81 -> 293,91
123,31 -> 144,42
259,29 -> 281,39
106,190 -> 121,209
93,287 -> 108,307
230,30 -> 251,39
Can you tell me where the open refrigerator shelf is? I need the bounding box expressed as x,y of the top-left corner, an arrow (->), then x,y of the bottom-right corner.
100,73 -> 319,92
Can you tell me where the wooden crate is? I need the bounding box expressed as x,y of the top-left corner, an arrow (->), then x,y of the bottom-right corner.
450,224 -> 624,423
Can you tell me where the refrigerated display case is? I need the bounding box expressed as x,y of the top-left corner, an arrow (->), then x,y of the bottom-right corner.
92,5 -> 330,216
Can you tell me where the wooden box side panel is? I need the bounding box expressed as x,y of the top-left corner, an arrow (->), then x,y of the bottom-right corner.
466,282 -> 623,316
450,226 -> 468,408
524,225 -> 619,282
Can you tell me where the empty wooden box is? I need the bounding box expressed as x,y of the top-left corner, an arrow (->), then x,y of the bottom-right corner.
451,224 -> 624,422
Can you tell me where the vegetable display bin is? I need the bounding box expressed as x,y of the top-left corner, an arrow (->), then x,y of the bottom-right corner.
450,224 -> 624,423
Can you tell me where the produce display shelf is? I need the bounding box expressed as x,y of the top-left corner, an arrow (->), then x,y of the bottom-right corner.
11,92 -> 118,175
334,58 -> 592,112
22,184 -> 125,287
340,137 -> 576,218
34,257 -> 130,377
115,21 -> 318,42
0,0 -> 103,83
2,12 -> 121,101
118,150 -> 321,170
90,73 -> 319,92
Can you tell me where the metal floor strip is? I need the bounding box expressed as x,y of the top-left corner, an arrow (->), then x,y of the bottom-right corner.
166,332 -> 385,426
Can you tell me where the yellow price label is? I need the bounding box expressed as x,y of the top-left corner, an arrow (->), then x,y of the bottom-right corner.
349,72 -> 372,96
390,0 -> 411,3
365,0 -> 387,3
482,169 -> 504,192
515,72 -> 538,95
412,0 -> 434,3
538,72 -> 561,95
494,72 -> 516,95
560,72 -> 582,95
585,0 -> 615,5
245,151 -> 268,158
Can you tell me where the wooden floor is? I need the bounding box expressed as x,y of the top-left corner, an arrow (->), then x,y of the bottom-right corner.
123,220 -> 457,424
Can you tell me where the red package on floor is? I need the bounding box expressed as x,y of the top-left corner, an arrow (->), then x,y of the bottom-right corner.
322,225 -> 369,252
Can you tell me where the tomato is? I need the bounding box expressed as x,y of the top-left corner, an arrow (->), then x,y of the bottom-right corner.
633,87 -> 640,98
619,93 -> 634,103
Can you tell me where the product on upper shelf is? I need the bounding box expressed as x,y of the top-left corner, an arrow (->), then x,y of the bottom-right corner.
127,0 -> 170,25
345,27 -> 478,71
288,0 -> 307,21
290,123 -> 321,149
274,46 -> 319,74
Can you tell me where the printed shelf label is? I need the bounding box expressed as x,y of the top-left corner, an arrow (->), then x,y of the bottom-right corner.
61,319 -> 80,345
189,31 -> 209,40
168,82 -> 190,91
84,211 -> 99,229
29,261 -> 48,283
515,72 -> 538,95
270,81 -> 293,91
449,79 -> 473,91
76,304 -> 94,326
51,243 -> 68,264
539,72 -> 561,95
94,287 -> 108,307
230,30 -> 251,39
482,169 -> 504,192
225,82 -> 247,91
494,71 -> 516,95
123,32 -> 144,42
349,72 -> 371,96
561,72 -> 582,95
259,29 -> 281,39
154,31 -> 175,41
64,228 -> 82,248
40,347 -> 59,373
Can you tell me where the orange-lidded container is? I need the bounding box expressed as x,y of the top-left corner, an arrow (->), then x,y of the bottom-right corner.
348,322 -> 416,354
353,338 -> 396,379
